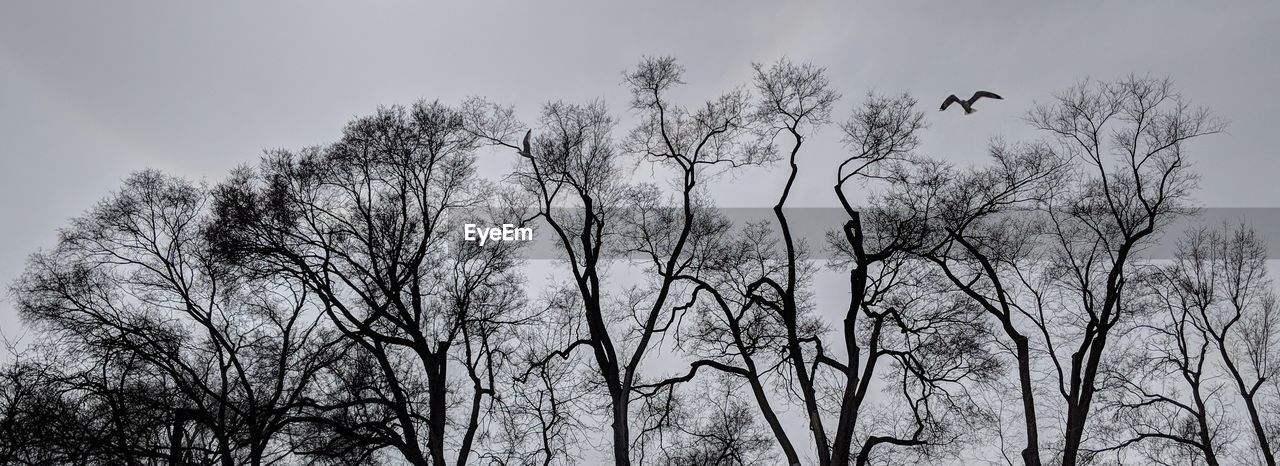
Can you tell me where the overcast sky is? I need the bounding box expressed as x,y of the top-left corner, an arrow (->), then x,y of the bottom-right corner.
2,2 -> 1278,355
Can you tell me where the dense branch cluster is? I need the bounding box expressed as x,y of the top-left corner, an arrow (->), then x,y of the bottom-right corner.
3,58 -> 1271,466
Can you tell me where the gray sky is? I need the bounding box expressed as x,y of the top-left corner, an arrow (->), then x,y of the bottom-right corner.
2,1 -> 1278,368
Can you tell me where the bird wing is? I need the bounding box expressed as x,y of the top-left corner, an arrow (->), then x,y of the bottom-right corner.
970,91 -> 1003,102
521,130 -> 532,155
940,94 -> 962,111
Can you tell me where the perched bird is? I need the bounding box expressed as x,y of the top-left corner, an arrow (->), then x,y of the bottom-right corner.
521,130 -> 532,155
940,91 -> 1003,114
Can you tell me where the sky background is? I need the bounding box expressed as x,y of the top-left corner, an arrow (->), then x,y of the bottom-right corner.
1,1 -> 1278,420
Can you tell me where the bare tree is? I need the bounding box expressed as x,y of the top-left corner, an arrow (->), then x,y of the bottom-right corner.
752,58 -> 839,466
10,170 -> 340,465
824,93 -> 1003,466
1129,224 -> 1278,464
906,76 -> 1223,465
1092,258 -> 1230,464
906,139 -> 1066,466
635,217 -> 807,463
628,58 -> 837,465
0,352 -> 159,465
477,97 -> 633,463
1091,223 -> 1280,465
1028,77 -> 1224,465
477,56 -> 772,465
3,58 -> 1251,466
638,77 -> 1005,465
207,100 -> 529,465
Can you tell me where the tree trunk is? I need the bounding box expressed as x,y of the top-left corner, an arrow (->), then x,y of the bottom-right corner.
1241,392 -> 1276,466
1061,326 -> 1109,466
249,441 -> 267,466
1191,387 -> 1220,466
611,388 -> 631,466
428,349 -> 449,466
788,325 -> 831,466
831,267 -> 874,466
456,384 -> 484,466
216,433 -> 234,466
1014,337 -> 1042,466
168,410 -> 186,465
1217,336 -> 1276,465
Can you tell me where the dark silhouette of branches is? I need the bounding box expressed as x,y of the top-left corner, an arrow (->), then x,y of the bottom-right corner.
10,171 -> 342,465
1,60 -> 1252,466
900,76 -> 1223,466
205,100 -> 530,466
473,56 -> 773,465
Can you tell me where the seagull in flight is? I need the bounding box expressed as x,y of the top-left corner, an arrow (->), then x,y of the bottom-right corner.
940,91 -> 1003,115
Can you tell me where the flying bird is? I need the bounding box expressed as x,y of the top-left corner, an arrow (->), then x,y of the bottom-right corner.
940,91 -> 1003,114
